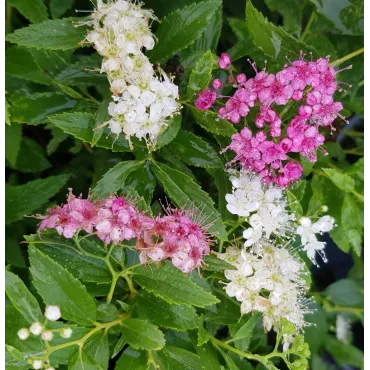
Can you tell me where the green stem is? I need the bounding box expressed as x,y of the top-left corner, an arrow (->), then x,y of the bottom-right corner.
211,337 -> 258,361
300,12 -> 315,41
352,190 -> 364,202
331,47 -> 364,67
226,218 -> 245,236
343,149 -> 364,156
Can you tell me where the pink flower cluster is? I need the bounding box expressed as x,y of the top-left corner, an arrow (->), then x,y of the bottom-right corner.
37,190 -> 212,273
195,52 -> 351,186
137,208 -> 212,273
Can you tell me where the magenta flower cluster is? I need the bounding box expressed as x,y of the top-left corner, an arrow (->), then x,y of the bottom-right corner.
37,190 -> 212,273
195,52 -> 351,186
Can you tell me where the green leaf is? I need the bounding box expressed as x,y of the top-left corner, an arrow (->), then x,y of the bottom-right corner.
133,264 -> 219,307
187,50 -> 214,98
347,229 -> 363,256
5,174 -> 70,224
115,349 -> 148,370
341,193 -> 362,230
245,0 -> 314,64
7,0 -> 48,24
84,331 -> 109,369
286,189 -> 303,217
203,254 -> 236,272
168,131 -> 222,168
112,335 -> 126,359
155,114 -> 182,150
152,161 -> 227,239
265,0 -> 303,35
69,349 -> 103,370
325,335 -> 364,368
190,107 -> 237,137
149,0 -> 221,63
123,161 -> 156,202
50,0 -> 75,18
230,314 -> 259,344
25,234 -> 112,283
11,137 -> 52,173
307,175 -> 324,215
5,270 -> 43,324
10,92 -> 77,125
154,346 -> 202,370
136,291 -> 198,332
121,318 -> 165,350
6,19 -> 87,50
125,188 -> 153,216
324,279 -> 363,307
55,54 -> 107,87
322,168 -> 355,192
214,346 -> 240,370
5,46 -> 51,84
29,246 -> 97,325
92,99 -> 110,147
197,314 -> 211,346
49,112 -> 146,152
46,125 -> 69,155
345,157 -> 364,181
310,0 -> 363,35
5,124 -> 22,166
5,96 -> 11,125
92,160 -> 144,199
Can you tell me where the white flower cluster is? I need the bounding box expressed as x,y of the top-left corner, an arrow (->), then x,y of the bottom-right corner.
296,216 -> 334,264
17,306 -> 72,370
225,169 -> 335,264
217,243 -> 311,332
85,0 -> 181,147
336,314 -> 350,343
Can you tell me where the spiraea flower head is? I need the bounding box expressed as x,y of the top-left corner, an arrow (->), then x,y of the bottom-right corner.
137,205 -> 213,273
217,242 -> 312,332
44,305 -> 61,321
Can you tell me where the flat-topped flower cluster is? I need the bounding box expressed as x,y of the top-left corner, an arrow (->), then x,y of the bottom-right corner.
84,0 -> 181,147
37,190 -> 212,274
196,52 -> 351,186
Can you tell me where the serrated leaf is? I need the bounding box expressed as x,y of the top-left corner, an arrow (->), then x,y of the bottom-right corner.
7,0 -> 48,24
345,157 -> 364,181
25,234 -> 112,283
5,174 -> 70,224
55,54 -> 107,87
154,346 -> 202,370
5,46 -> 51,84
84,331 -> 109,369
155,114 -> 182,150
50,0 -> 75,19
69,349 -> 103,370
187,50 -> 214,98
11,137 -> 52,173
245,0 -> 314,64
115,348 -> 147,370
49,112 -> 146,152
341,193 -> 362,230
133,264 -> 219,307
214,346 -> 240,370
265,0 -> 303,35
5,124 -> 22,166
5,270 -> 43,324
322,168 -> 355,193
92,160 -> 144,199
121,318 -> 165,350
123,161 -> 156,202
46,125 -> 69,155
230,314 -> 259,344
6,18 -> 87,50
310,0 -> 363,35
92,99 -> 111,147
29,246 -> 97,325
287,189 -> 303,217
167,131 -> 222,168
190,107 -> 237,137
125,188 -> 153,216
203,254 -> 236,272
152,161 -> 227,238
197,314 -> 211,346
324,279 -> 363,307
112,335 -> 126,359
347,229 -> 362,256
136,291 -> 198,332
10,92 -> 77,125
149,0 -> 221,63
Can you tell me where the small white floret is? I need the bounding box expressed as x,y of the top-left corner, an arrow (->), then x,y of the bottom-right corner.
45,305 -> 61,321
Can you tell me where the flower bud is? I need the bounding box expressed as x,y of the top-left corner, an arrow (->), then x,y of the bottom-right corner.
17,328 -> 29,340
61,328 -> 73,339
29,322 -> 43,336
32,360 -> 43,369
45,305 -> 61,321
41,331 -> 53,341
